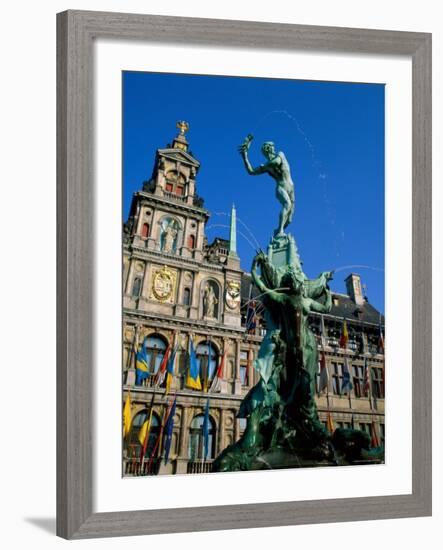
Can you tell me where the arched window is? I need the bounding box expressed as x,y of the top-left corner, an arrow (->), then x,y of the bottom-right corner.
127,410 -> 160,461
132,277 -> 142,297
196,341 -> 218,389
183,287 -> 191,306
141,222 -> 150,238
188,414 -> 216,460
146,335 -> 168,375
187,234 -> 195,249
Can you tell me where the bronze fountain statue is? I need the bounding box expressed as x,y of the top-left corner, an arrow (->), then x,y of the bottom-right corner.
212,134 -> 384,472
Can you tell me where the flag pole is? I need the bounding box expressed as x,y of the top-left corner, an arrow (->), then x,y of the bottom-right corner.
131,324 -> 140,372
140,389 -> 156,474
320,314 -> 331,419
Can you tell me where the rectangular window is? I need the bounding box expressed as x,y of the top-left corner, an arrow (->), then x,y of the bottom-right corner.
240,350 -> 250,386
165,182 -> 173,192
331,362 -> 343,395
352,365 -> 364,398
372,367 -> 385,398
240,365 -> 248,385
176,185 -> 184,195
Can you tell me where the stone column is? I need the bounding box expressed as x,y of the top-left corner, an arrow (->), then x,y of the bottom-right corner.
178,406 -> 190,458
125,259 -> 136,295
140,263 -> 150,299
181,216 -> 190,258
234,412 -> 240,443
218,408 -> 225,455
247,347 -> 254,388
134,201 -> 143,235
234,339 -> 242,394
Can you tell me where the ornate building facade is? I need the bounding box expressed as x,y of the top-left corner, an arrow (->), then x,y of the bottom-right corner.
122,123 -> 385,476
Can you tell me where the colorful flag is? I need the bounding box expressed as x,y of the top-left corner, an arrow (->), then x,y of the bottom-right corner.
341,356 -> 353,394
154,344 -> 171,387
358,329 -> 365,355
138,411 -> 152,453
370,420 -> 381,448
318,350 -> 329,394
123,393 -> 132,437
146,403 -> 168,472
203,397 -> 211,460
139,409 -> 154,465
339,318 -> 349,349
165,345 -> 178,394
326,412 -> 335,433
185,338 -> 202,390
320,314 -> 327,347
135,338 -> 150,385
200,352 -> 209,393
163,397 -> 177,465
363,357 -> 371,396
209,352 -> 225,393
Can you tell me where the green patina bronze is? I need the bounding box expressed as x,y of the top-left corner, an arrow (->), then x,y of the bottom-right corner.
212,135 -> 384,472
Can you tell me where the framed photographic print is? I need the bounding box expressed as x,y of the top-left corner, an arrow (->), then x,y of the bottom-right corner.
57,10 -> 432,539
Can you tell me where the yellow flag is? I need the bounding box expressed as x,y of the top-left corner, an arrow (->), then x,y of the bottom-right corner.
139,409 -> 154,449
123,393 -> 132,437
185,372 -> 202,390
326,412 -> 335,434
165,372 -> 172,394
138,420 -> 148,446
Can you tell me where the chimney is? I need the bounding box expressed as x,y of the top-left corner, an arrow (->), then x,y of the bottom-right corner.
345,273 -> 365,306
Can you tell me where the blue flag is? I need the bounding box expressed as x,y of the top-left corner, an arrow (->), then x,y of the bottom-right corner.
203,397 -> 210,460
341,357 -> 353,394
165,345 -> 178,394
186,338 -> 202,390
167,345 -> 178,375
135,337 -> 150,385
163,397 -> 177,465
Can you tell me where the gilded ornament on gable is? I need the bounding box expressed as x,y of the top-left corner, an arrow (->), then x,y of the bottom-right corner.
225,280 -> 241,310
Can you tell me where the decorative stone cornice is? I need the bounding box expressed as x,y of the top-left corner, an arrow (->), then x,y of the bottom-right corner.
126,245 -> 226,274
123,384 -> 249,404
123,308 -> 251,340
136,191 -> 209,220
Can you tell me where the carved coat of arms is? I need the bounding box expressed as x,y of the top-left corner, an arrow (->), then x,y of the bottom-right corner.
225,280 -> 240,310
151,265 -> 176,302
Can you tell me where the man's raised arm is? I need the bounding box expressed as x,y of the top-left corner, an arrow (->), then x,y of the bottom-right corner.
239,134 -> 268,176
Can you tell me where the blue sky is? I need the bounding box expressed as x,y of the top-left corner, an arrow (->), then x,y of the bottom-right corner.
123,72 -> 385,313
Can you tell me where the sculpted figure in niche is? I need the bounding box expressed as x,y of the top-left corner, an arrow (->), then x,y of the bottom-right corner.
203,283 -> 218,319
161,219 -> 179,253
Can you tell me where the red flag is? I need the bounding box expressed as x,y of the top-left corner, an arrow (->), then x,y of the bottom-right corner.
378,328 -> 385,354
209,352 -> 226,393
147,397 -> 174,472
363,358 -> 370,396
154,344 -> 171,386
370,420 -> 380,448
318,351 -> 329,394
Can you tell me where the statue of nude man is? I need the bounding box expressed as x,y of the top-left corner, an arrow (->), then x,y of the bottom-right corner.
239,134 -> 295,237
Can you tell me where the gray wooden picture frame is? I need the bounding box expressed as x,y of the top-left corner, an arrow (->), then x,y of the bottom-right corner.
56,10 -> 432,540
